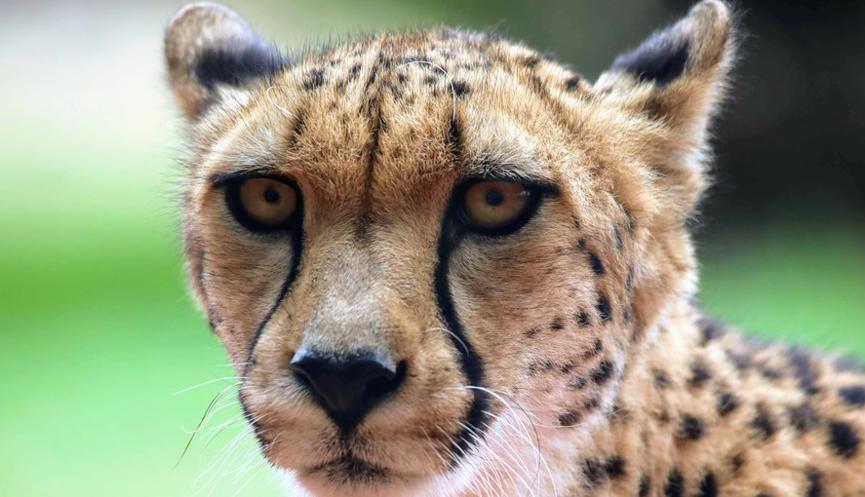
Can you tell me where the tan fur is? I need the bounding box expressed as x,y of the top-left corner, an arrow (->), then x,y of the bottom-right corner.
165,2 -> 865,496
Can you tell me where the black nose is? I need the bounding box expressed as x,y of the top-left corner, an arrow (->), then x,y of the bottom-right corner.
289,348 -> 407,431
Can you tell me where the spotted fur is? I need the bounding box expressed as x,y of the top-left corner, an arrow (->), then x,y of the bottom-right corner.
164,2 -> 865,496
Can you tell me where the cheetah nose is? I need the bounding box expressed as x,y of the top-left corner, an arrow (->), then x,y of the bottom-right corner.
289,347 -> 407,431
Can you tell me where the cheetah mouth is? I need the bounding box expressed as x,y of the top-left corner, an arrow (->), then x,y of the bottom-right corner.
304,454 -> 390,480
298,452 -> 435,494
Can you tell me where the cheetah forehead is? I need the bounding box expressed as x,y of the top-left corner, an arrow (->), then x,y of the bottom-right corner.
195,29 -> 591,192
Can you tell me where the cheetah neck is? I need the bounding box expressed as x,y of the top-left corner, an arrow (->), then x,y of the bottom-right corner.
459,302 -> 864,497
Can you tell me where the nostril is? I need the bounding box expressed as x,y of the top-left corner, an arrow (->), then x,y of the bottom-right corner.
364,360 -> 407,402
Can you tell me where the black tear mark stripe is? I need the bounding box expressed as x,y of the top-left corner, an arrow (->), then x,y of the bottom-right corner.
434,115 -> 490,466
243,201 -> 306,377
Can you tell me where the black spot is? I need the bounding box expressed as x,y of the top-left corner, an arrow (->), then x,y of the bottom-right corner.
638,475 -> 651,497
558,410 -> 582,427
788,403 -> 820,433
568,376 -> 587,390
591,360 -> 615,385
610,24 -> 689,85
614,226 -> 624,252
572,216 -> 582,229
789,347 -> 820,396
604,456 -> 626,479
688,361 -> 712,388
625,268 -> 634,290
839,385 -> 865,407
523,54 -> 541,68
805,468 -> 823,497
347,63 -> 361,80
679,414 -> 705,441
588,252 -> 606,275
576,311 -> 591,327
528,359 -> 555,375
698,317 -> 726,345
664,469 -> 684,497
581,338 -> 603,360
560,361 -> 575,374
583,396 -> 601,410
609,402 -> 630,423
564,75 -> 582,91
423,75 -> 437,86
750,404 -> 777,440
716,392 -> 741,417
550,316 -> 565,331
582,458 -> 604,488
730,453 -> 745,473
194,43 -> 286,92
654,369 -> 672,389
524,327 -> 540,338
756,493 -> 774,497
623,306 -> 632,323
726,349 -> 753,371
596,295 -> 612,322
697,472 -> 717,497
759,366 -> 784,380
828,420 -> 860,458
577,237 -> 587,250
302,68 -> 325,91
451,80 -> 469,97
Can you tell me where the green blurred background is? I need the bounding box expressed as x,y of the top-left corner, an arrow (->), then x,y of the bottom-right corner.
1,1 -> 863,496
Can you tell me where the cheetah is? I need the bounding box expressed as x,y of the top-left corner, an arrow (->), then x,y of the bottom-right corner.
164,2 -> 865,496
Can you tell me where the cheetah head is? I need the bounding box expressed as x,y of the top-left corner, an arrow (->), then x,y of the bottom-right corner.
165,2 -> 735,496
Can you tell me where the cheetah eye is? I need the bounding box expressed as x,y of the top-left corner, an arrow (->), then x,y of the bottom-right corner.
225,176 -> 299,232
461,180 -> 539,235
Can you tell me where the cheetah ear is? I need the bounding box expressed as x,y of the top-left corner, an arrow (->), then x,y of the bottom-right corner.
596,0 -> 735,140
164,3 -> 286,120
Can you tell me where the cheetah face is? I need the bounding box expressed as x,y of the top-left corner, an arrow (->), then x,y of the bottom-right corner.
166,3 -> 732,496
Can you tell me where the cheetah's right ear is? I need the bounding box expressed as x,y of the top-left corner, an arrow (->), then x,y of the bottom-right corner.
595,0 -> 736,139
164,3 -> 286,120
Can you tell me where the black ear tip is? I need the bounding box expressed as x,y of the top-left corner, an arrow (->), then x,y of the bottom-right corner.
195,41 -> 286,91
610,29 -> 689,86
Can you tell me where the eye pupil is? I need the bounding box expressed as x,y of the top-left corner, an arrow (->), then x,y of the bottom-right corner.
485,189 -> 504,206
263,187 -> 281,204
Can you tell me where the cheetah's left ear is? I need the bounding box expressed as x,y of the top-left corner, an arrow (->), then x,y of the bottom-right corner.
164,3 -> 287,120
596,0 -> 736,142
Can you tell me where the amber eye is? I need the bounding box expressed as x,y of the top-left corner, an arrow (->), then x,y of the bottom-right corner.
226,177 -> 298,232
462,181 -> 534,233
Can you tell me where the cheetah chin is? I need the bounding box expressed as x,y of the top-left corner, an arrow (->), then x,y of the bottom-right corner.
165,2 -> 865,496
